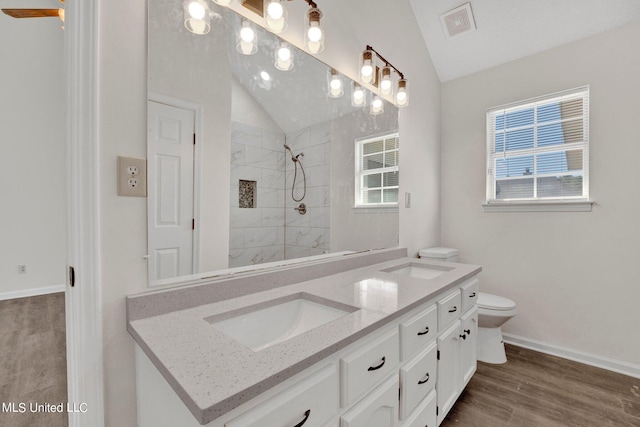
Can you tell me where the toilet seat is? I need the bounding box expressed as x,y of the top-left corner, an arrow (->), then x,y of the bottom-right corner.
478,292 -> 516,311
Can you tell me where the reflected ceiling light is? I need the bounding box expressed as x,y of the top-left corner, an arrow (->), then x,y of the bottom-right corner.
184,0 -> 211,35
351,82 -> 366,107
370,95 -> 384,116
304,2 -> 324,54
265,0 -> 287,33
260,70 -> 271,81
328,68 -> 343,98
237,19 -> 258,55
275,42 -> 294,71
359,45 -> 409,108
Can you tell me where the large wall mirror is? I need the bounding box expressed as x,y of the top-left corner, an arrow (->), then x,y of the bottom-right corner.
147,0 -> 399,285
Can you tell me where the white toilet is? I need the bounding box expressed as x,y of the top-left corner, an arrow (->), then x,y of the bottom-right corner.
418,247 -> 517,364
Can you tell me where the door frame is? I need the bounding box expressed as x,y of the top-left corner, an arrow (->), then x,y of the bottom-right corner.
65,0 -> 104,425
148,91 -> 203,281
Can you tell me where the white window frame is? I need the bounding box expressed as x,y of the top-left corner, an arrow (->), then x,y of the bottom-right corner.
355,132 -> 399,209
484,86 -> 593,212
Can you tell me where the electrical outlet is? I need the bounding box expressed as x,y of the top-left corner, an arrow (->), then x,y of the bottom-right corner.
118,156 -> 147,197
18,265 -> 27,274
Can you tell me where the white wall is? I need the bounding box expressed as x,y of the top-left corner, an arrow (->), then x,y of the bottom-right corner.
440,22 -> 640,366
97,0 -> 440,424
0,10 -> 66,296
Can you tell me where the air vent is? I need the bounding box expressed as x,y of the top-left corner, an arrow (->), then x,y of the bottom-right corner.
440,2 -> 476,39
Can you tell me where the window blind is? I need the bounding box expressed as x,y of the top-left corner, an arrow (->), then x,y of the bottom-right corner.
486,87 -> 589,203
355,133 -> 399,207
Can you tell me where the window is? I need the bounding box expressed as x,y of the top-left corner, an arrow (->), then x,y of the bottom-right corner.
486,87 -> 590,207
355,132 -> 399,207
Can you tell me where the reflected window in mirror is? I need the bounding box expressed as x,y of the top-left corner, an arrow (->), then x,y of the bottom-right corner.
355,133 -> 400,208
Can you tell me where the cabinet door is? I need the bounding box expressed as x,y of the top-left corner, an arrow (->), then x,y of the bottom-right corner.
400,390 -> 437,427
460,307 -> 478,388
340,376 -> 398,427
460,278 -> 479,314
226,364 -> 339,427
436,320 -> 461,424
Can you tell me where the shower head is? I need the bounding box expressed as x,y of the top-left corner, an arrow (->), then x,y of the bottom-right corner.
284,144 -> 297,161
283,144 -> 292,151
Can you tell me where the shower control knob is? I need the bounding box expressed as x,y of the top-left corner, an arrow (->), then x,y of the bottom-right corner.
293,203 -> 307,215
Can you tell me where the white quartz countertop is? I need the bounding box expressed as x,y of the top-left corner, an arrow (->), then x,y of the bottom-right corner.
127,257 -> 481,424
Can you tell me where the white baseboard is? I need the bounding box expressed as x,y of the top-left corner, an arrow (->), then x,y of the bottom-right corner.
503,333 -> 640,379
0,284 -> 65,301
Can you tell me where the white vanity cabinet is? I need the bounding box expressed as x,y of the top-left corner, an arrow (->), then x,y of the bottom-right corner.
134,273 -> 480,427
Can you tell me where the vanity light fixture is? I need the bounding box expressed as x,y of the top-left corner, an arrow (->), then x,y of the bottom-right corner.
351,82 -> 366,107
359,45 -> 409,108
304,1 -> 324,54
184,0 -> 211,35
328,68 -> 343,98
265,0 -> 287,33
237,19 -> 258,55
275,42 -> 294,70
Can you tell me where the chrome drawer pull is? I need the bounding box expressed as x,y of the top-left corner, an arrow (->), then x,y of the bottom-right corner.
417,326 -> 430,336
293,409 -> 311,427
469,292 -> 476,298
448,306 -> 458,313
418,372 -> 430,385
368,356 -> 386,371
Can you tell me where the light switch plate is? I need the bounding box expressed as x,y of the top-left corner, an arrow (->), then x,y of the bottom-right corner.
118,156 -> 147,197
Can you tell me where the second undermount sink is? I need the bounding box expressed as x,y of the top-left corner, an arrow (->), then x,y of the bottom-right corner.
205,293 -> 358,352
382,262 -> 453,280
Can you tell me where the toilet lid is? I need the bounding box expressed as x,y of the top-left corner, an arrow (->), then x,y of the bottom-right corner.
478,293 -> 516,311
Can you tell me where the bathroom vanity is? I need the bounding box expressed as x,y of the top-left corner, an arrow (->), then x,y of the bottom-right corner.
127,249 -> 481,426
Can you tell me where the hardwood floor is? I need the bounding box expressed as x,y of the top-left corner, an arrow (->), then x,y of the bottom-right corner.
442,344 -> 640,427
0,293 -> 67,427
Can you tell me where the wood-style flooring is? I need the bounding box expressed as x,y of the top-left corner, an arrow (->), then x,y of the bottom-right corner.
0,293 -> 67,427
442,344 -> 640,427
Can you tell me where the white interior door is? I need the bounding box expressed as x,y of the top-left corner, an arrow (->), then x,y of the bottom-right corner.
147,101 -> 195,282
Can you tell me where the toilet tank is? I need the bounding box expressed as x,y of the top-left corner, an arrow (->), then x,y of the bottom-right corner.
418,247 -> 459,262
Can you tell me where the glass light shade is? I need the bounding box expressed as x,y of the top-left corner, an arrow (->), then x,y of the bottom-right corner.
237,20 -> 257,55
359,49 -> 375,84
395,79 -> 409,107
327,69 -> 343,98
351,82 -> 367,107
212,0 -> 234,6
305,8 -> 324,54
275,42 -> 294,71
380,66 -> 393,96
184,0 -> 210,35
265,0 -> 287,33
370,95 -> 384,115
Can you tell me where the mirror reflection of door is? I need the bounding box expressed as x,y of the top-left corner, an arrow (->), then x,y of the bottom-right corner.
147,99 -> 197,281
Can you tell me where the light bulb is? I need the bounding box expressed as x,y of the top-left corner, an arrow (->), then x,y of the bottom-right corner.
360,50 -> 375,84
278,46 -> 291,62
240,26 -> 255,43
267,1 -> 284,20
188,1 -> 205,19
352,82 -> 366,107
330,78 -> 342,91
361,64 -> 373,78
395,79 -> 409,107
371,96 -> 384,115
308,23 -> 322,43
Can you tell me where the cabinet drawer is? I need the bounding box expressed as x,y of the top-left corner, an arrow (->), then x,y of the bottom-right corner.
461,278 -> 479,313
399,341 -> 437,420
340,329 -> 399,407
226,363 -> 339,427
400,390 -> 437,427
437,289 -> 461,330
340,375 -> 399,427
399,303 -> 437,361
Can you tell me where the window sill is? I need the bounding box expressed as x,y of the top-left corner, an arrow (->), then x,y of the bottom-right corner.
352,205 -> 399,214
483,200 -> 593,213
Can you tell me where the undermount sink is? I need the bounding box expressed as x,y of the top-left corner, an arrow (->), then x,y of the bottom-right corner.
382,263 -> 452,280
205,293 -> 358,352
